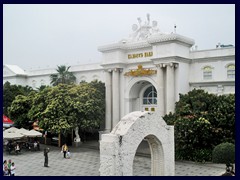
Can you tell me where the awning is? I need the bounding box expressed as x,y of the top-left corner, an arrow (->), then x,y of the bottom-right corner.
22,129 -> 42,137
3,123 -> 13,128
4,127 -> 19,133
3,115 -> 14,124
3,131 -> 24,140
16,128 -> 29,135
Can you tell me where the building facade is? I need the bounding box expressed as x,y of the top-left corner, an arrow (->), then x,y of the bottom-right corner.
3,15 -> 235,132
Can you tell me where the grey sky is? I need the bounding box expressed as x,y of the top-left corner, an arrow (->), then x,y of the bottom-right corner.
3,4 -> 235,70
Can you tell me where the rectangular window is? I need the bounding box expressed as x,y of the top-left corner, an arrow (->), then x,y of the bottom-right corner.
203,71 -> 212,80
227,70 -> 235,79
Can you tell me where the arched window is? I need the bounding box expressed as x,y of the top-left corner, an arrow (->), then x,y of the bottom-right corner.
227,64 -> 235,79
143,86 -> 157,105
203,66 -> 212,80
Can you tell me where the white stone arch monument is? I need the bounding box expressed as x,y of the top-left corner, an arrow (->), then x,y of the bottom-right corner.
99,111 -> 174,176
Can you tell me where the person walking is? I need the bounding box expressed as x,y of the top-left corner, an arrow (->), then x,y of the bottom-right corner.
62,143 -> 68,158
44,147 -> 50,167
15,143 -> 20,154
10,162 -> 16,176
3,160 -> 9,176
7,159 -> 12,176
3,165 -> 9,176
3,160 -> 7,169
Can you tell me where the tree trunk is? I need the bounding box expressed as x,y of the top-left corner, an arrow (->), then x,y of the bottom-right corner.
58,133 -> 61,147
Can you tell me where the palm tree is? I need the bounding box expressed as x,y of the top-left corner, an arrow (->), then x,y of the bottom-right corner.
50,65 -> 76,86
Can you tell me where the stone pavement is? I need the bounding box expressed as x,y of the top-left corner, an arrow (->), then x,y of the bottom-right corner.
3,142 -> 226,176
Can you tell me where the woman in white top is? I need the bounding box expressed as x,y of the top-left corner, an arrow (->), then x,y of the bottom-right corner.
10,162 -> 16,176
15,144 -> 20,154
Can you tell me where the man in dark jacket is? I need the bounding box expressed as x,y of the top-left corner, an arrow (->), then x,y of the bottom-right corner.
44,147 -> 50,167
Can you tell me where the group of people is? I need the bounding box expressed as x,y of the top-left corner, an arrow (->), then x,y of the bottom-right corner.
6,141 -> 20,155
4,143 -> 71,175
6,140 -> 40,154
3,159 -> 16,176
23,141 -> 40,151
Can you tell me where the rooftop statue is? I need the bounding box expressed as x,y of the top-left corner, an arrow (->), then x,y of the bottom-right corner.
127,13 -> 161,42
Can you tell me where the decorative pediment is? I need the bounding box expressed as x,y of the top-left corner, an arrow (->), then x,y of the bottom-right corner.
124,64 -> 157,77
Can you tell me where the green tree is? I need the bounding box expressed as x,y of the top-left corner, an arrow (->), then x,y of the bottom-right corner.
28,86 -> 52,122
50,65 -> 76,86
38,84 -> 74,136
8,91 -> 36,128
36,85 -> 50,92
163,89 -> 235,162
3,81 -> 35,116
28,81 -> 104,139
68,81 -> 105,133
89,80 -> 105,130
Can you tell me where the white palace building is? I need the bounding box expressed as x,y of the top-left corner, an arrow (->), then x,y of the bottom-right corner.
3,15 -> 235,132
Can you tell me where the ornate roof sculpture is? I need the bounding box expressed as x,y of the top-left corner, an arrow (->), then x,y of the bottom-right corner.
124,64 -> 157,77
127,13 -> 161,42
98,14 -> 195,52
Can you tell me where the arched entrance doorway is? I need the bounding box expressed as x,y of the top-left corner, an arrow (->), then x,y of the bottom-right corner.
128,79 -> 157,113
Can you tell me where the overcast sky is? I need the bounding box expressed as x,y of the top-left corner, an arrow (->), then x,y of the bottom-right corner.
3,4 -> 235,70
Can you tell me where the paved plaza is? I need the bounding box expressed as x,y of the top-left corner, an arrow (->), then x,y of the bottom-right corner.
3,143 -> 226,176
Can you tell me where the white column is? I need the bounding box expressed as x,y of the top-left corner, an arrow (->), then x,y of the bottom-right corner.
166,63 -> 175,114
112,68 -> 120,129
156,64 -> 165,116
105,69 -> 112,132
119,69 -> 124,120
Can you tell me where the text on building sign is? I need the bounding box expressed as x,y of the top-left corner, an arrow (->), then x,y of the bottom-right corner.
128,52 -> 153,59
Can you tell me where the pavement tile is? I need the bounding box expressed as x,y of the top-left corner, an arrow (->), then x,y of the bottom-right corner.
3,143 -> 226,176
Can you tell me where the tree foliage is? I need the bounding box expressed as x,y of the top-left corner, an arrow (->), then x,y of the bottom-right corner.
3,81 -> 35,117
28,81 -> 105,136
163,89 -> 235,162
50,65 -> 76,86
7,80 -> 105,137
8,91 -> 36,128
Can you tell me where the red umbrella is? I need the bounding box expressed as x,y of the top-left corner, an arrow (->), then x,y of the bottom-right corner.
3,115 -> 14,127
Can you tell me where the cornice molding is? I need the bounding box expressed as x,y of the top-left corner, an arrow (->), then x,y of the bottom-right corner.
189,80 -> 235,86
147,33 -> 195,46
98,41 -> 151,52
98,33 -> 195,52
101,62 -> 127,70
151,56 -> 192,64
3,74 -> 28,78
191,55 -> 235,62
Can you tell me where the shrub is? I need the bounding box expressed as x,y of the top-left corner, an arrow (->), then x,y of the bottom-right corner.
163,89 -> 235,162
192,149 -> 212,162
212,142 -> 235,164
